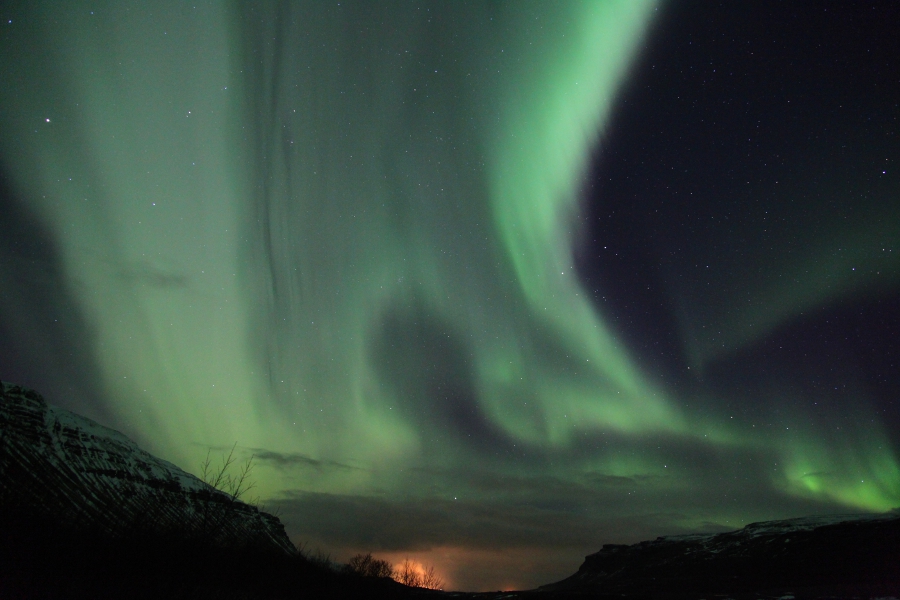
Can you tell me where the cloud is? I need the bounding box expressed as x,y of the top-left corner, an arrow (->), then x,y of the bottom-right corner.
250,448 -> 360,473
272,489 -> 620,551
270,483 -> 775,554
269,447 -> 853,566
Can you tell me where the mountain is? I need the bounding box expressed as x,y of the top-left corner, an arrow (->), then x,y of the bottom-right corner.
0,380 -> 294,554
540,511 -> 900,598
0,381 -> 326,599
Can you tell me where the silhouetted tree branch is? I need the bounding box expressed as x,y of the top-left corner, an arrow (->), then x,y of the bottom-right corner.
420,564 -> 443,590
396,558 -> 420,587
346,553 -> 393,578
200,442 -> 256,503
395,557 -> 443,590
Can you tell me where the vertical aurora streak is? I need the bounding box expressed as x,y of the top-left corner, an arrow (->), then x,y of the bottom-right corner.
1,0 -> 898,591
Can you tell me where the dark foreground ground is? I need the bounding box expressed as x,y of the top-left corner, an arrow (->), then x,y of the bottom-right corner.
1,511 -> 405,600
3,512 -> 899,600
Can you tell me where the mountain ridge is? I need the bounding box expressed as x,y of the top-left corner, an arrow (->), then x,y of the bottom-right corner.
540,508 -> 900,597
0,380 -> 294,555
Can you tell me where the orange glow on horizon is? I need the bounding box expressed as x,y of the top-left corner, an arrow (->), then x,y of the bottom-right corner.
379,551 -> 449,590
304,540 -> 584,592
377,545 -> 577,592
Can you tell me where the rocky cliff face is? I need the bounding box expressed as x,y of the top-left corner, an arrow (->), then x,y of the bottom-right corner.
542,511 -> 900,596
0,381 -> 295,556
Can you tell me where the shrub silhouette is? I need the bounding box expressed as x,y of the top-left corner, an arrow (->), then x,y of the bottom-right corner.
346,552 -> 394,578
296,541 -> 338,572
345,553 -> 443,588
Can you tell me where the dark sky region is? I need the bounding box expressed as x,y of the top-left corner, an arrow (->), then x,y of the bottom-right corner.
1,0 -> 898,591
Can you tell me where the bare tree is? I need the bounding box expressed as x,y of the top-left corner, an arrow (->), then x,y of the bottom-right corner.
200,442 -> 256,503
196,443 -> 258,545
420,564 -> 444,590
396,558 -> 421,587
394,557 -> 443,590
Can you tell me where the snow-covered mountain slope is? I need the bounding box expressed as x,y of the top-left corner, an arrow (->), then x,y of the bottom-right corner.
542,511 -> 900,595
0,381 -> 294,555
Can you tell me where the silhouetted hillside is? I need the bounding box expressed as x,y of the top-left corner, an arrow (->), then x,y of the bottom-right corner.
541,512 -> 900,598
0,381 -> 416,598
2,381 -> 897,599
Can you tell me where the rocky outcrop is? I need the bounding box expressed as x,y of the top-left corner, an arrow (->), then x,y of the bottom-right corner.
0,381 -> 294,555
542,511 -> 900,596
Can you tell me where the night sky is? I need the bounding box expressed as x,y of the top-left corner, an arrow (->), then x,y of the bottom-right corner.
1,0 -> 898,592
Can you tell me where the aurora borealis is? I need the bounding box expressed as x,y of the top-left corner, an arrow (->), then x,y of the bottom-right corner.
1,0 -> 898,591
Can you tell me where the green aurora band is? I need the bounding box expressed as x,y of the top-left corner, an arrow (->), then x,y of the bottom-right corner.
1,0 -> 898,590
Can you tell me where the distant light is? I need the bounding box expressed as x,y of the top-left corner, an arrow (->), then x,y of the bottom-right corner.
45,118 -> 50,122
